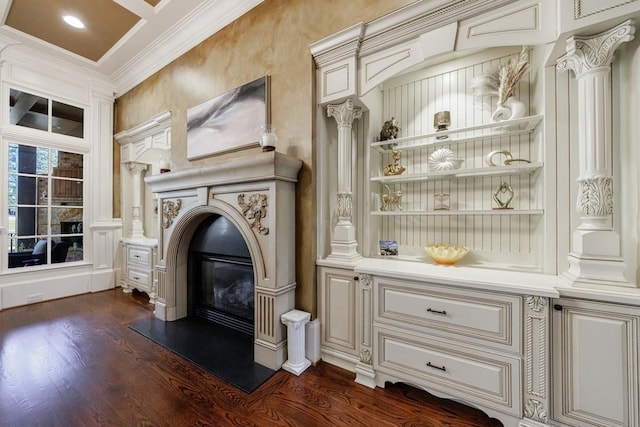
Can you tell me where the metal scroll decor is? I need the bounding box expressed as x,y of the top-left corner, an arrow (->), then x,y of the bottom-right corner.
238,193 -> 269,235
162,199 -> 182,229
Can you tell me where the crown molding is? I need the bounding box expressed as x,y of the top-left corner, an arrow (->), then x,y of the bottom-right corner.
111,0 -> 263,96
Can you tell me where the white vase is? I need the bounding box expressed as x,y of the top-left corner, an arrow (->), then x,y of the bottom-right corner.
491,96 -> 526,122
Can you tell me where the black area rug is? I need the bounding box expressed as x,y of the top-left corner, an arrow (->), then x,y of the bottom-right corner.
129,317 -> 275,393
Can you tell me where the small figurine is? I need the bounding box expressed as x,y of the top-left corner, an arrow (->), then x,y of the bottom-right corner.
379,117 -> 400,141
381,185 -> 403,211
383,150 -> 406,176
493,181 -> 514,209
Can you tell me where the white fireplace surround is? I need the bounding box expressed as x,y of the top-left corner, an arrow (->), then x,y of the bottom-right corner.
145,151 -> 302,370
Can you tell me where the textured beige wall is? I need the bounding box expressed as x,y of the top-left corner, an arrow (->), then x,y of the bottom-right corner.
114,0 -> 415,316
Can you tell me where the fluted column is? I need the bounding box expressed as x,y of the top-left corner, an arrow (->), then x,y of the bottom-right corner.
326,99 -> 362,260
281,309 -> 311,376
557,20 -> 635,288
125,162 -> 148,239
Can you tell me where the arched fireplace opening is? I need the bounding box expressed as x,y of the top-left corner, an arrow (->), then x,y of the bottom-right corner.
188,214 -> 255,336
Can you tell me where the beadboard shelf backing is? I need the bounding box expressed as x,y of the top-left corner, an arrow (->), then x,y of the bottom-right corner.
365,48 -> 546,271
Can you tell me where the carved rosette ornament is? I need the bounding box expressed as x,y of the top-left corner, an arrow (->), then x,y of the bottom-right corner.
524,399 -> 548,424
577,175 -> 613,217
238,193 -> 269,235
359,273 -> 372,287
162,199 -> 182,229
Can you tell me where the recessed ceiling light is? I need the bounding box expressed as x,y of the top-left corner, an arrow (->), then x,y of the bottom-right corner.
63,15 -> 85,29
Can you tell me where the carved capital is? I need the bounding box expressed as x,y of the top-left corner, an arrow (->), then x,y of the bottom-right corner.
162,199 -> 182,229
577,175 -> 613,216
557,19 -> 635,77
337,192 -> 353,220
525,296 -> 548,313
524,399 -> 548,424
238,193 -> 269,235
327,98 -> 362,127
125,161 -> 148,175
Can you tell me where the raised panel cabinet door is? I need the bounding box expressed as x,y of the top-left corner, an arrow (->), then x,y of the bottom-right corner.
552,298 -> 639,427
319,267 -> 358,356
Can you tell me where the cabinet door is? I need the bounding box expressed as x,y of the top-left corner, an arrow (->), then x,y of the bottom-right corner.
318,267 -> 358,357
552,298 -> 639,427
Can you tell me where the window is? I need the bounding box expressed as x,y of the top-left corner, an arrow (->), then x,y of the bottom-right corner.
7,144 -> 84,268
10,88 -> 84,138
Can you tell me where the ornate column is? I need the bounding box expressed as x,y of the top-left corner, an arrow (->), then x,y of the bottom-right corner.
557,20 -> 635,288
125,162 -> 148,238
326,98 -> 362,260
281,309 -> 311,376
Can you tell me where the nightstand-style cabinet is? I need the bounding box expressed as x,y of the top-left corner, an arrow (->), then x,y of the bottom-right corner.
552,298 -> 640,427
122,239 -> 157,303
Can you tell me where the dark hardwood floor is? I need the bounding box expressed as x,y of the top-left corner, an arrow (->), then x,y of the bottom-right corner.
0,289 -> 502,426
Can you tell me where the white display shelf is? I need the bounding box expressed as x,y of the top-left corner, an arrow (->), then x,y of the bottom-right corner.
371,115 -> 543,153
371,209 -> 544,216
370,162 -> 543,184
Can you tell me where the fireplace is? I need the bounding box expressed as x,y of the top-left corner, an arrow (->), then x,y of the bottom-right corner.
145,151 -> 302,370
189,214 -> 254,335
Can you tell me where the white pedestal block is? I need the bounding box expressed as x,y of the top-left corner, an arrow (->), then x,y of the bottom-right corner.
281,309 -> 311,376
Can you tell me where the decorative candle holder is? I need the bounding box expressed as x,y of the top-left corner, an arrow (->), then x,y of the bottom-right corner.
433,111 -> 451,140
260,124 -> 277,152
434,192 -> 450,210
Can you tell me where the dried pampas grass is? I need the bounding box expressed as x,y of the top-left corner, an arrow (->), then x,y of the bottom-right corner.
473,46 -> 530,105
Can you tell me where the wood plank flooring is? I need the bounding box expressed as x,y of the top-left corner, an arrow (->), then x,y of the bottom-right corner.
0,289 -> 503,426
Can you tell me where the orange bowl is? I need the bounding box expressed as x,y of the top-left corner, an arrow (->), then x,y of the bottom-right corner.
424,244 -> 469,265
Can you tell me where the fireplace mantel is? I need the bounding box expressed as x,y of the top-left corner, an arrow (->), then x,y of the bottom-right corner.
145,150 -> 302,370
145,151 -> 302,193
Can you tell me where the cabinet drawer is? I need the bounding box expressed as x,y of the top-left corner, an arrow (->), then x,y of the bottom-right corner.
375,278 -> 520,352
375,328 -> 521,416
128,246 -> 152,266
128,268 -> 151,290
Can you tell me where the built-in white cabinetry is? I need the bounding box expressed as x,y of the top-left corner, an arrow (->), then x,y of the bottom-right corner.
312,1 -> 640,427
122,240 -> 157,302
552,298 -> 639,427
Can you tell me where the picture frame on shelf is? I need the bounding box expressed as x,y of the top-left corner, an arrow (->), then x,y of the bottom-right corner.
187,76 -> 270,159
379,240 -> 398,256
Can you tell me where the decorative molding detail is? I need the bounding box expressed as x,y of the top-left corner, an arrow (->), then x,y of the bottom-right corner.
359,273 -> 372,287
574,0 -> 638,20
557,19 -> 635,77
467,4 -> 539,37
577,175 -> 614,216
360,348 -> 372,365
524,399 -> 548,423
162,199 -> 182,229
525,295 -> 548,313
337,192 -> 353,219
327,98 -> 362,127
526,314 -> 547,398
238,193 -> 269,235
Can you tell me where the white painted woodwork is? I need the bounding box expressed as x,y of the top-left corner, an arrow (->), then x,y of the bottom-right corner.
552,298 -> 639,427
312,1 -> 640,426
0,35 -> 120,309
121,239 -> 157,303
145,151 -> 302,371
318,267 -> 358,356
281,309 -> 312,375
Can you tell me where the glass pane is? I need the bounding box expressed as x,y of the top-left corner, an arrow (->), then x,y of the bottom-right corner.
8,237 -> 48,269
53,151 -> 83,175
52,207 -> 82,235
8,174 -> 17,205
36,207 -> 49,235
36,147 -> 49,175
8,143 -> 17,173
15,175 -> 39,205
16,207 -> 37,236
52,101 -> 84,138
9,89 -> 49,131
36,177 -> 48,204
64,236 -> 83,262
51,178 -> 83,202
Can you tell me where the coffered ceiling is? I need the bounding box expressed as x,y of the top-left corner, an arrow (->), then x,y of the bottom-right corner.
0,0 -> 263,95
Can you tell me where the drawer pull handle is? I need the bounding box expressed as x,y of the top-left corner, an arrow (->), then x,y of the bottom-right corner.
134,255 -> 141,258
426,308 -> 447,315
133,276 -> 140,280
426,362 -> 446,372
